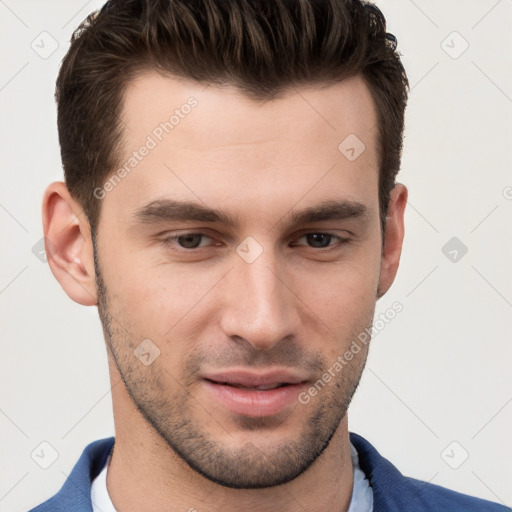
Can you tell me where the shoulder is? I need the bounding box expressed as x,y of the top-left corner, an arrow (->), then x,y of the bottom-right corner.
28,437 -> 115,512
400,474 -> 510,512
350,432 -> 511,512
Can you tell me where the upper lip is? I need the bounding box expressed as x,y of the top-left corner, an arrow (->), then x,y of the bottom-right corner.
202,369 -> 308,387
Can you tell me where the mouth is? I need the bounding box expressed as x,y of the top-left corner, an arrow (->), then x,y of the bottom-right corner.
202,369 -> 307,387
205,381 -> 289,391
201,370 -> 308,417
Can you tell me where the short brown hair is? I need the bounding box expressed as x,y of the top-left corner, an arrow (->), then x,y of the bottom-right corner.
56,0 -> 409,234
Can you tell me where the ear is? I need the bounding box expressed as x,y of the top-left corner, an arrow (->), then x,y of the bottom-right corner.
377,183 -> 408,299
42,181 -> 98,306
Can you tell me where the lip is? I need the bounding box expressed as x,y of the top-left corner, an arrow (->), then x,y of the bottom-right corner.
202,369 -> 307,388
201,369 -> 309,417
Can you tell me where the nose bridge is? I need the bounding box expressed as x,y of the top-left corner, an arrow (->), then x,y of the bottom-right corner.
220,245 -> 297,350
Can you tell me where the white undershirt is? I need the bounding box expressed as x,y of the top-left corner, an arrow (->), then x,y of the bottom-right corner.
348,442 -> 374,512
91,449 -> 116,512
91,443 -> 373,512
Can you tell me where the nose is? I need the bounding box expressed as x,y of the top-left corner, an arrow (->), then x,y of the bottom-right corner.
219,249 -> 300,351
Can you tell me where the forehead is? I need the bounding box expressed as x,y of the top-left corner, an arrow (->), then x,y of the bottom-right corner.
104,71 -> 380,227
121,71 -> 378,151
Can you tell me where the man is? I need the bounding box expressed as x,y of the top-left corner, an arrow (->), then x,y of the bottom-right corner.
30,0 -> 509,511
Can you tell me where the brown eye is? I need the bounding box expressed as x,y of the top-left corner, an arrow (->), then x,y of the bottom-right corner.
161,232 -> 215,252
294,232 -> 347,248
176,233 -> 204,249
305,233 -> 333,248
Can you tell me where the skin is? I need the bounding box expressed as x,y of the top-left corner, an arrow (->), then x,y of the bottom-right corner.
43,72 -> 407,512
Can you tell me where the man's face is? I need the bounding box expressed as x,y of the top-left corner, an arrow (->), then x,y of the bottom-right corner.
95,72 -> 386,488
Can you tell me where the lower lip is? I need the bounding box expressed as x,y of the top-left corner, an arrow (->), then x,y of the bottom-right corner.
203,380 -> 306,417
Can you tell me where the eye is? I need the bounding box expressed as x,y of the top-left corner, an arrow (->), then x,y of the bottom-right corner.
160,231 -> 349,254
292,232 -> 349,250
162,233 -> 216,250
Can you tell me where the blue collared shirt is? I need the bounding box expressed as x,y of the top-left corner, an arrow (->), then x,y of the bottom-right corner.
28,433 -> 511,512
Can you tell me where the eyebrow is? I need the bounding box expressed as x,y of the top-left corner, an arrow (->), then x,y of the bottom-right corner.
131,198 -> 368,228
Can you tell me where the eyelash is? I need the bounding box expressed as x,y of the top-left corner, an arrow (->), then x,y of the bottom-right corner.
160,232 -> 350,253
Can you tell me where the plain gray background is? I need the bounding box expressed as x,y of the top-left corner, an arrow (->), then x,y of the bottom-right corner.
1,1 -> 511,511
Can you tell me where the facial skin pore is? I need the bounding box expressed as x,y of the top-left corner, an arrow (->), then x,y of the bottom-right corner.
43,72 -> 407,512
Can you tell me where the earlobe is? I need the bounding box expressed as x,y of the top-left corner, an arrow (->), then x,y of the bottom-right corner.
42,182 -> 98,306
377,183 -> 408,299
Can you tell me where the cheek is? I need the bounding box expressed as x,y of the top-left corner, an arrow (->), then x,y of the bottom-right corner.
103,244 -> 223,339
292,248 -> 381,348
